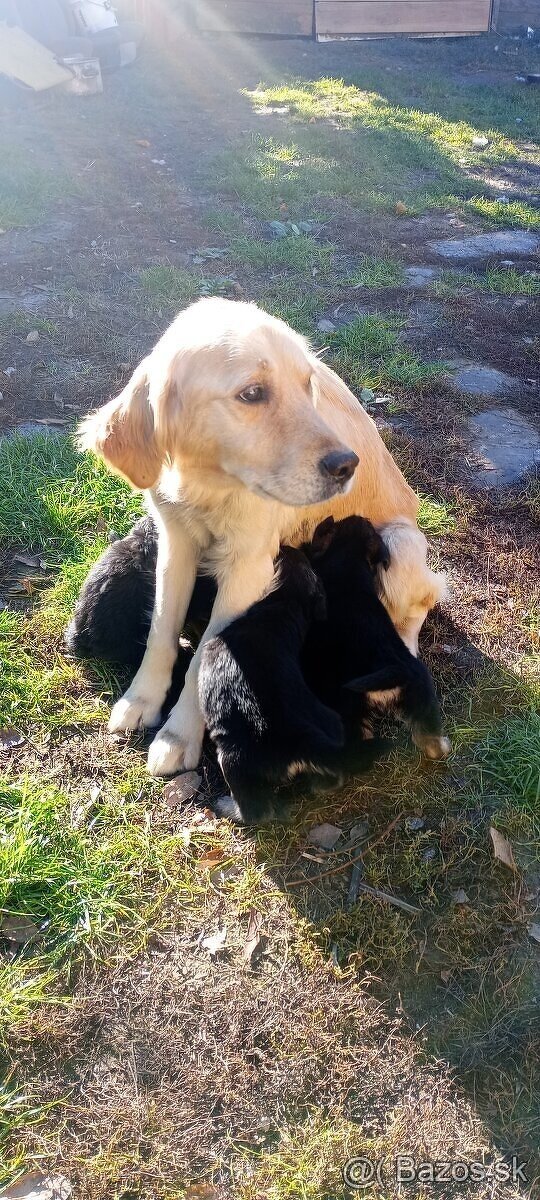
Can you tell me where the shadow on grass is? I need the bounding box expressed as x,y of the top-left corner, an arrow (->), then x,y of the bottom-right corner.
78,574 -> 539,1186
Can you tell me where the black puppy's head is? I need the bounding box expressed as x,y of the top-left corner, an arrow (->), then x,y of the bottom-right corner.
309,515 -> 390,574
277,545 -> 327,620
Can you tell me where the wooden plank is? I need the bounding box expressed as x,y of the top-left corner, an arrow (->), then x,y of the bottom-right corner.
316,1 -> 491,35
196,1 -> 313,36
0,23 -> 72,90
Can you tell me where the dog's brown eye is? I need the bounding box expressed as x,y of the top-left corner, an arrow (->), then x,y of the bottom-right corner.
237,384 -> 265,404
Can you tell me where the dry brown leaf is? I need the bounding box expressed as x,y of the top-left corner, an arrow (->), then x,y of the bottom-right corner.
135,138 -> 151,147
198,847 -> 226,870
163,771 -> 201,810
395,201 -> 408,215
489,826 -> 517,871
440,968 -> 453,984
243,909 -> 264,965
307,822 -> 342,850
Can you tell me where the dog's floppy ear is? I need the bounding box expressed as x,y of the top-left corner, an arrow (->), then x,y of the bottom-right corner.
310,516 -> 336,558
366,527 -> 391,572
78,358 -> 167,490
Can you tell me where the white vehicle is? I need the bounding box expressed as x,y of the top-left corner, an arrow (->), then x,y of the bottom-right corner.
69,0 -> 119,35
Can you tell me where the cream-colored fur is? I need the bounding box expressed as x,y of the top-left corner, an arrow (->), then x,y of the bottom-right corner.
80,297 -> 446,776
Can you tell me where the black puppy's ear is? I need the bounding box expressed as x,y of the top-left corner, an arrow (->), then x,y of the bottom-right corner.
367,528 -> 390,572
310,516 -> 336,558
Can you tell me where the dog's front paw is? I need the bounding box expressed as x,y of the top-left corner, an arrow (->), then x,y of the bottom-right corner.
416,734 -> 452,760
147,724 -> 203,776
213,794 -> 245,823
108,692 -> 162,733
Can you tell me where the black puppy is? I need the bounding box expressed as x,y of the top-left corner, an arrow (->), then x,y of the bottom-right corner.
65,516 -> 215,668
199,547 -> 385,825
303,516 -> 450,760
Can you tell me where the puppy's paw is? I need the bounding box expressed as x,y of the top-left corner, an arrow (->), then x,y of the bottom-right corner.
213,794 -> 245,824
417,734 -> 452,760
147,727 -> 203,776
108,692 -> 162,733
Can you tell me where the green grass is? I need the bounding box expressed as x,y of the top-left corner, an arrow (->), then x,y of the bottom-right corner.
228,78 -> 540,228
0,434 -> 142,728
230,233 -> 334,274
417,494 -> 456,535
0,147 -> 72,230
138,265 -> 199,309
0,774 -> 199,1046
0,313 -> 57,340
435,267 -> 540,298
259,288 -> 322,335
0,433 -> 141,564
473,713 -> 540,808
327,314 -> 444,391
347,255 -> 405,289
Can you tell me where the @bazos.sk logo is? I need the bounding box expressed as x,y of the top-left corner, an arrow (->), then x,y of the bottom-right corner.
342,1155 -> 528,1188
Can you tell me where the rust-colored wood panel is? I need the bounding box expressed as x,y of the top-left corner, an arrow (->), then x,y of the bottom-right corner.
196,1 -> 314,36
316,0 -> 491,35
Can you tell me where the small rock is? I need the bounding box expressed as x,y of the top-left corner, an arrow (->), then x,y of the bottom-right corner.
422,848 -> 436,862
407,816 -> 425,832
428,231 -> 540,260
468,407 -> 540,487
307,822 -> 342,850
527,923 -> 540,943
200,926 -> 227,956
404,266 -> 437,288
1,914 -> 41,945
451,888 -> 470,905
349,820 -> 369,843
360,387 -> 375,404
448,363 -> 519,398
0,1172 -> 72,1200
0,727 -> 25,752
316,318 -> 335,333
472,136 -> 489,149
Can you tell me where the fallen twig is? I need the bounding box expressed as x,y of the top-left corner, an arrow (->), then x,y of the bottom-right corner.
347,861 -> 363,909
287,813 -> 403,887
354,882 -> 421,916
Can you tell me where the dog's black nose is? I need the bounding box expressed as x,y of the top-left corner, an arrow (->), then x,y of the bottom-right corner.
319,449 -> 359,483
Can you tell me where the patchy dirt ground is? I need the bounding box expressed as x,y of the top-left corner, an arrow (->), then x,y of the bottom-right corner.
1,27 -> 539,1200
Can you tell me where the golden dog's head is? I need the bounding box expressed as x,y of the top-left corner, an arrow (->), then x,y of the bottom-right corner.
79,298 -> 359,506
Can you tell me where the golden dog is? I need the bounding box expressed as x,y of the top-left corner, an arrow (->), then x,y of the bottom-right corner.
81,298 -> 446,776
